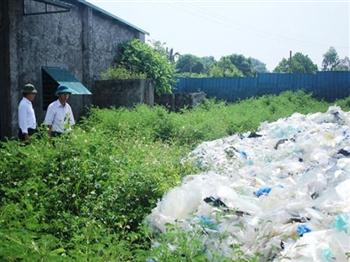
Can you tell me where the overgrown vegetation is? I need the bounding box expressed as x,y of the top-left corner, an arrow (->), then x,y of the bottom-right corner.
1,91 -> 347,261
100,39 -> 175,94
115,39 -> 175,94
100,66 -> 147,80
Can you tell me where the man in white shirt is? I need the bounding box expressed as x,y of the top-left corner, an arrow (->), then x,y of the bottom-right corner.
18,83 -> 38,141
44,85 -> 75,137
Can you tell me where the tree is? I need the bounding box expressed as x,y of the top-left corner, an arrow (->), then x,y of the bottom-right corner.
116,39 -> 175,94
200,56 -> 216,74
249,57 -> 268,73
149,40 -> 167,56
273,52 -> 318,73
208,57 -> 243,77
176,54 -> 205,74
149,39 -> 180,63
322,47 -> 340,71
335,57 -> 350,71
225,54 -> 255,76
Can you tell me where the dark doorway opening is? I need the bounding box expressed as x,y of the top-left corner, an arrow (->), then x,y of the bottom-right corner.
42,68 -> 58,110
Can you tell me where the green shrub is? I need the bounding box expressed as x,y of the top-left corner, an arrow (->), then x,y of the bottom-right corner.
335,96 -> 350,111
100,66 -> 146,80
175,72 -> 209,78
117,39 -> 175,94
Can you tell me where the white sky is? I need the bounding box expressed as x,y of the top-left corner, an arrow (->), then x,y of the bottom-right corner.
88,0 -> 350,71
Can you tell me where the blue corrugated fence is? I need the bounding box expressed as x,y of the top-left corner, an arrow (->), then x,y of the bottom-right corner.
174,72 -> 350,102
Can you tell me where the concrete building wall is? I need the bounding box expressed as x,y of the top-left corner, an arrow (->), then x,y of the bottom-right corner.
8,0 -> 22,137
93,80 -> 154,108
90,12 -> 139,80
1,0 -> 145,138
0,0 -> 11,138
155,92 -> 206,112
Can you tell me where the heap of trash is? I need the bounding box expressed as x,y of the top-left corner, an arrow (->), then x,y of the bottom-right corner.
147,106 -> 350,261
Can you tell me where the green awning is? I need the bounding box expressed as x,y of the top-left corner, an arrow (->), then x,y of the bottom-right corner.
42,66 -> 92,95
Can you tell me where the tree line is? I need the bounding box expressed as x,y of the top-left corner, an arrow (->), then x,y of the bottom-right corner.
102,40 -> 349,95
151,40 -> 350,77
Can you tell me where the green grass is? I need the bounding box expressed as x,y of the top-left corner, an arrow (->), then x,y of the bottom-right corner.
0,91 -> 341,261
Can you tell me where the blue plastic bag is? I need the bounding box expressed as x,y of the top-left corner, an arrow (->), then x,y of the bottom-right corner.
297,224 -> 312,236
254,187 -> 272,197
333,214 -> 349,233
198,215 -> 218,230
321,248 -> 335,262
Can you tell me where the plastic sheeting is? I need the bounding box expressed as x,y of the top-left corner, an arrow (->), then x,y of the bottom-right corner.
147,106 -> 350,261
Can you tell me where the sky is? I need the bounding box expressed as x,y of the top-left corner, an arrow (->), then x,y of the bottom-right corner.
87,0 -> 350,71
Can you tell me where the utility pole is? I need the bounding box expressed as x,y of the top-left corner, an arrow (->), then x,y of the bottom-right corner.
289,50 -> 292,73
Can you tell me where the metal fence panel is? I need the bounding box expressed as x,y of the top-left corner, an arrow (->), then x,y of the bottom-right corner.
174,72 -> 350,102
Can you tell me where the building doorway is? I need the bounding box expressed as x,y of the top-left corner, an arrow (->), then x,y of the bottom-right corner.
41,68 -> 58,111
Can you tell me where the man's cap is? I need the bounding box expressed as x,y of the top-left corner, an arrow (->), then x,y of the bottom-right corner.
22,83 -> 38,94
56,85 -> 73,95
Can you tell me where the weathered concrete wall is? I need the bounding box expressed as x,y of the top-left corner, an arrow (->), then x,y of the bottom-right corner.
155,93 -> 175,111
2,0 -> 144,138
155,92 -> 206,111
177,92 -> 206,108
7,0 -> 22,136
90,12 -> 139,80
93,80 -> 154,108
0,0 -> 11,138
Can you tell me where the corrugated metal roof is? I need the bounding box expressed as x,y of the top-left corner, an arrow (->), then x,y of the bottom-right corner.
42,66 -> 92,95
77,0 -> 149,35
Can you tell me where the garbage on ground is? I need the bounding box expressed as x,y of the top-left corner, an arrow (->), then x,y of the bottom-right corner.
147,106 -> 350,261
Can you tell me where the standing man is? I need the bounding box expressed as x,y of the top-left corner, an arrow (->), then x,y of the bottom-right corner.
18,83 -> 38,141
44,85 -> 75,137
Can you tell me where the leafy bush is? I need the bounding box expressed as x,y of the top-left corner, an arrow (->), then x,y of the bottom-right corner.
116,39 -> 175,94
100,66 -> 146,80
0,91 -> 346,261
175,72 -> 209,78
335,96 -> 350,111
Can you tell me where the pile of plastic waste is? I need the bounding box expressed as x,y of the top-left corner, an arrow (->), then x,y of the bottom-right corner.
147,106 -> 350,261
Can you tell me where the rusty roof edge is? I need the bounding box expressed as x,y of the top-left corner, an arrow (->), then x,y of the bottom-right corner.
77,0 -> 149,35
